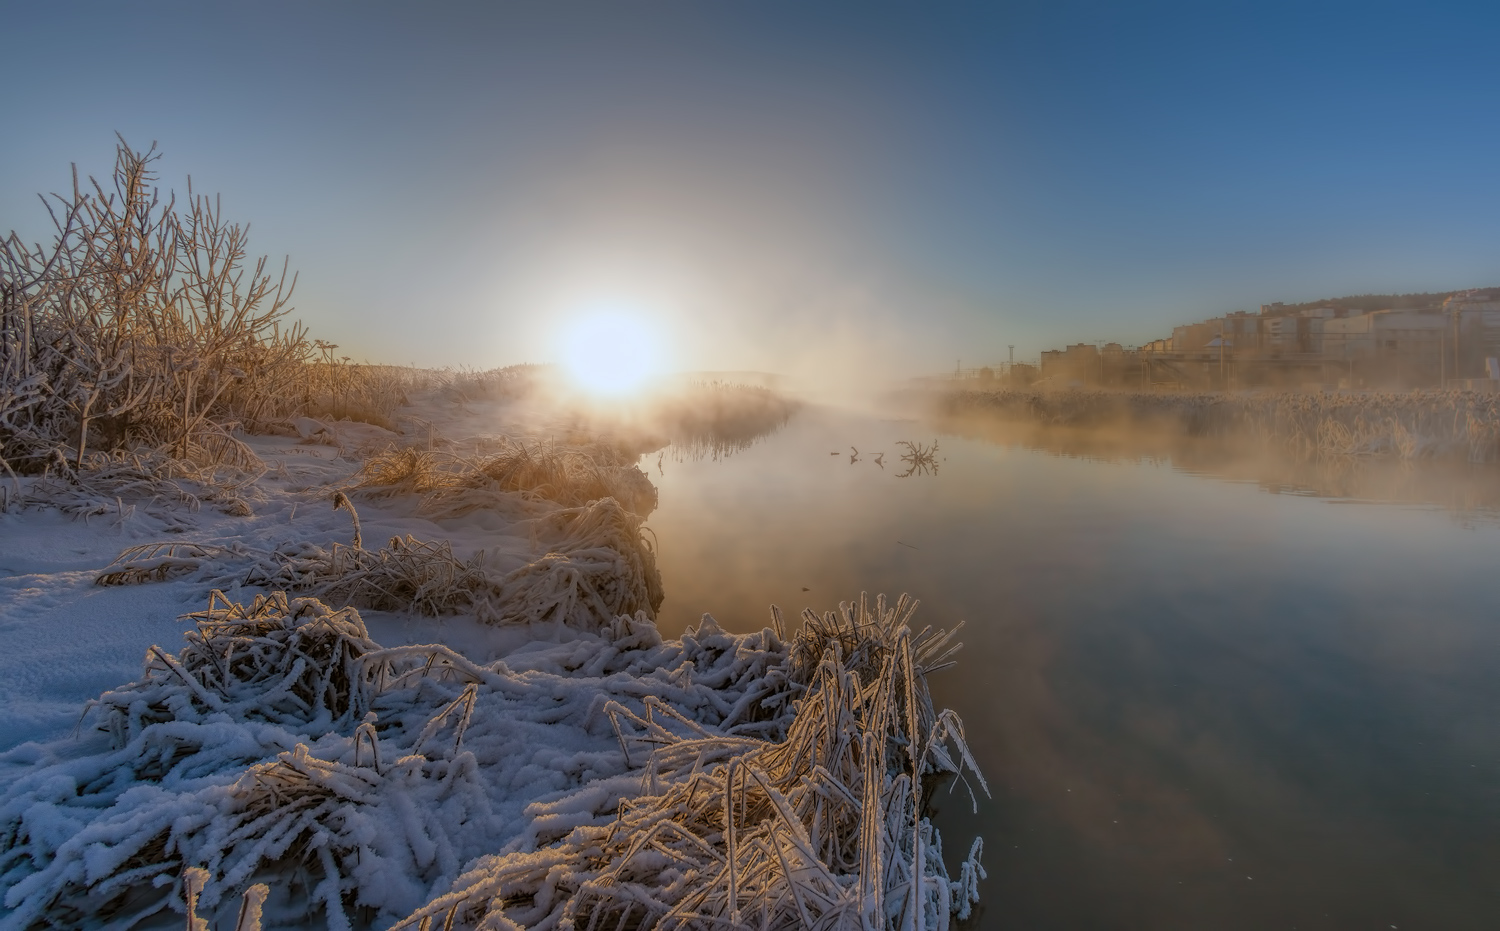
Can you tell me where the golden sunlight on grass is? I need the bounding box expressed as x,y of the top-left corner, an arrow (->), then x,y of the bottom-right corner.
559,310 -> 663,396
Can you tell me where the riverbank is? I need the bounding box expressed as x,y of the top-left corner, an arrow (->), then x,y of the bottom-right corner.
0,382 -> 984,930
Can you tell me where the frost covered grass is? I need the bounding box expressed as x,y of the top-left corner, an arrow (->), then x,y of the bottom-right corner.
96,490 -> 664,636
0,591 -> 983,930
404,594 -> 983,931
434,365 -> 549,406
942,387 -> 1500,462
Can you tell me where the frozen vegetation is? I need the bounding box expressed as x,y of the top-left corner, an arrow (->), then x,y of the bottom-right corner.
0,142 -> 983,928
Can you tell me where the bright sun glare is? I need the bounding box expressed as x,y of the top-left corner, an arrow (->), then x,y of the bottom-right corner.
560,311 -> 661,396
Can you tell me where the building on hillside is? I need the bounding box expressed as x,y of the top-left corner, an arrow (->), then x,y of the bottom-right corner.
1101,342 -> 1135,384
1171,320 -> 1220,352
1441,291 -> 1500,379
1039,343 -> 1102,384
1320,310 -> 1446,386
1262,306 -> 1338,354
1020,290 -> 1500,391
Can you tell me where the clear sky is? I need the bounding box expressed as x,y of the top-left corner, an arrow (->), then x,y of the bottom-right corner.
4,1 -> 1498,379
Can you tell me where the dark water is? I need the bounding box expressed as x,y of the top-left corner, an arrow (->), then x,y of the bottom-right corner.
643,403 -> 1500,930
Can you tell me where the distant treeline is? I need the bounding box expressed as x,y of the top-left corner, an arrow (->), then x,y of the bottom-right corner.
1270,288 -> 1500,315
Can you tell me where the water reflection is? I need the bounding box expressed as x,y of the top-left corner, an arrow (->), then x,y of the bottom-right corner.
644,403 -> 1500,930
657,382 -> 798,462
940,413 -> 1500,521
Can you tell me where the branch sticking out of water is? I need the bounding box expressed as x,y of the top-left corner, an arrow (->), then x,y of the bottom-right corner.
897,439 -> 940,477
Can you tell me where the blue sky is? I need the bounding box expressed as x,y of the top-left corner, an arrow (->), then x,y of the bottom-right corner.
4,1 -> 1497,377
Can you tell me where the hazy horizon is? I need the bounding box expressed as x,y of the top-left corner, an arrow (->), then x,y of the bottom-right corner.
5,1 -> 1499,383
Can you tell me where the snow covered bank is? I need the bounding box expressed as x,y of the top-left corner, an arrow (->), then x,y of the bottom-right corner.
0,393 -> 984,930
1,591 -> 984,929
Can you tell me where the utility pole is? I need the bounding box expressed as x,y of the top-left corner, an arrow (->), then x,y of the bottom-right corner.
1453,309 -> 1462,382
1218,329 -> 1226,389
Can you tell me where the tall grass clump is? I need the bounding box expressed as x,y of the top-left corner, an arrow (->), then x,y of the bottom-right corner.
426,438 -> 657,517
435,364 -> 549,405
649,381 -> 799,460
275,346 -> 439,432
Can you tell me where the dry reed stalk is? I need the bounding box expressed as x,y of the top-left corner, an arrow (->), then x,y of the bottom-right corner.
184,867 -> 268,931
216,493 -> 493,617
654,382 -> 798,456
435,364 -> 546,405
27,440 -> 264,528
351,446 -> 454,499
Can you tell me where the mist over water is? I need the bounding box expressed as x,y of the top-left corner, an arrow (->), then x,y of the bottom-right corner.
643,401 -> 1500,930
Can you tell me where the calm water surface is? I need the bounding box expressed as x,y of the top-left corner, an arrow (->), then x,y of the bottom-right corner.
643,403 -> 1500,930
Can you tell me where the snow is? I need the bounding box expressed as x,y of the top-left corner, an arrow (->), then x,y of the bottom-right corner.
0,391 -> 983,929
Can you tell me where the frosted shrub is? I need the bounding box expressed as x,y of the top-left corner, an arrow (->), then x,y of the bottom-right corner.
0,140 -> 304,476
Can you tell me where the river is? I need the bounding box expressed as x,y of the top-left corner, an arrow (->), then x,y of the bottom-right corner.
643,401 -> 1500,930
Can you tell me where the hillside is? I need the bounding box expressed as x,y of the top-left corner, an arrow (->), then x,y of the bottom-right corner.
1268,287 -> 1500,315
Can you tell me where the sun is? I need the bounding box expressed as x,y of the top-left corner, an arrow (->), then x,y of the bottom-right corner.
560,310 -> 662,396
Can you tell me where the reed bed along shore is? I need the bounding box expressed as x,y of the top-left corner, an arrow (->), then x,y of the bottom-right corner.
644,381 -> 799,457
540,379 -> 800,465
939,387 -> 1500,463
